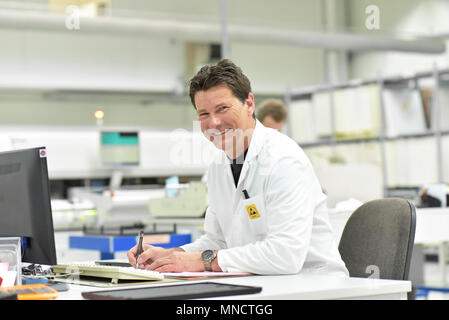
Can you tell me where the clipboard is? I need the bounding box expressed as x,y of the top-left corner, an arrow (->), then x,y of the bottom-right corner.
81,282 -> 262,300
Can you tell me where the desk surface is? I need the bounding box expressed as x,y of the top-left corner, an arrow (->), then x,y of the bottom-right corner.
57,273 -> 411,300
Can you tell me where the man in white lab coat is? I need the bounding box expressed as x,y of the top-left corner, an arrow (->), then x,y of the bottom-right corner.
128,59 -> 348,276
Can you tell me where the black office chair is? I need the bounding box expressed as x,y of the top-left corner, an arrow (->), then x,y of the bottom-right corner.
338,198 -> 416,282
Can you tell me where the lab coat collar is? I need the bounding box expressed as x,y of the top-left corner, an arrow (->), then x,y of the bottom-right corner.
216,120 -> 267,190
244,119 -> 266,163
234,120 -> 266,189
216,119 -> 265,165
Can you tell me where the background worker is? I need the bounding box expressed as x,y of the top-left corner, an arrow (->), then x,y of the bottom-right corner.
256,99 -> 287,131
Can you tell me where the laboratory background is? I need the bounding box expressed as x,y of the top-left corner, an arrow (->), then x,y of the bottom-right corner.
1,0 -> 449,300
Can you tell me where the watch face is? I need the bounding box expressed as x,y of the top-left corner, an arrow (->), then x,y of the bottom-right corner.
202,250 -> 215,261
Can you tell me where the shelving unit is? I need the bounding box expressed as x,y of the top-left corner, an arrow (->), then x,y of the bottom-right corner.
285,66 -> 449,196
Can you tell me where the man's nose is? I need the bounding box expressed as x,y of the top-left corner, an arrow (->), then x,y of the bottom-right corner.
208,114 -> 221,128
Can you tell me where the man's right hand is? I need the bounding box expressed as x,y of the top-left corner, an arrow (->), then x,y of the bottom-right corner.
127,244 -> 184,269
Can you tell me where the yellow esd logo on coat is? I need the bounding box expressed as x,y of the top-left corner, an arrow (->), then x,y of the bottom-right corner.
245,204 -> 261,219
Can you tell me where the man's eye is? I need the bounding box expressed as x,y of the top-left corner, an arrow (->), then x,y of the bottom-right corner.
218,106 -> 228,111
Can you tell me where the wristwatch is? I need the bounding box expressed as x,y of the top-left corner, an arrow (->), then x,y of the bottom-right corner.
201,250 -> 217,272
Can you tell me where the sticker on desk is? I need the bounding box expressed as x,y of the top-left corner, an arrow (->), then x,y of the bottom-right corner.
143,235 -> 170,244
245,204 -> 261,220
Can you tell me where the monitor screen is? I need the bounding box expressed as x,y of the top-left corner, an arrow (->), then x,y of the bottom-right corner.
101,131 -> 140,166
0,147 -> 57,265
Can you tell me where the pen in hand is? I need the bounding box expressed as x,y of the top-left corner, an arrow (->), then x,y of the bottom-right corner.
136,231 -> 144,269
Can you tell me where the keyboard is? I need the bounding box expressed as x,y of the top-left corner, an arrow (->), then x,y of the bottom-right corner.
52,262 -> 164,283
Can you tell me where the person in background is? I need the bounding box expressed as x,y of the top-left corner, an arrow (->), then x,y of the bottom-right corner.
256,99 -> 287,131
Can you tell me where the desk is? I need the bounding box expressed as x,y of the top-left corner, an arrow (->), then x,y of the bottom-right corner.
57,274 -> 411,300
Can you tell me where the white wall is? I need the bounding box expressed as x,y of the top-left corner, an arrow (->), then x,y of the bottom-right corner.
0,0 -> 327,98
0,29 -> 185,91
0,95 -> 197,128
231,43 -> 324,94
347,0 -> 449,78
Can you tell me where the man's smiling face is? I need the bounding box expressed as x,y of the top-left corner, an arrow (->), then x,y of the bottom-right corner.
194,85 -> 256,159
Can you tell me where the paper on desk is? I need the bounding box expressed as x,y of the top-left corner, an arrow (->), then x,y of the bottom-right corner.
0,262 -> 16,287
0,271 -> 17,287
0,262 -> 8,273
162,271 -> 251,279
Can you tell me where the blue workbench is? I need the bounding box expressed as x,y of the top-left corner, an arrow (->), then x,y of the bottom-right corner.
69,233 -> 191,259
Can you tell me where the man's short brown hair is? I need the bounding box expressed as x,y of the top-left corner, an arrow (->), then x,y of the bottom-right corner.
189,59 -> 252,108
256,99 -> 287,123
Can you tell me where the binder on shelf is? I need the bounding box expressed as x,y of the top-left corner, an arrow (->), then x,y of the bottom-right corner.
382,87 -> 427,137
334,85 -> 381,139
289,99 -> 317,143
311,91 -> 332,138
436,86 -> 449,131
385,138 -> 438,188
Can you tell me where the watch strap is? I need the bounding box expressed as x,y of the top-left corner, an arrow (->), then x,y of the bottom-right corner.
201,250 -> 216,272
203,259 -> 213,272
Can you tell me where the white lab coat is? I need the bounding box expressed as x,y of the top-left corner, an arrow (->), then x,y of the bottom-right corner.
181,120 -> 349,276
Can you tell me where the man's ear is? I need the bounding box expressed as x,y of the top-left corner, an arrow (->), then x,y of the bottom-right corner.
246,92 -> 255,117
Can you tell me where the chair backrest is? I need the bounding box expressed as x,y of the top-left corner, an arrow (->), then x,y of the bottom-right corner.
338,198 -> 416,280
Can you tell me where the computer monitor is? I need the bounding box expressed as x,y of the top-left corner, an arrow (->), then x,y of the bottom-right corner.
0,147 -> 57,265
100,131 -> 140,167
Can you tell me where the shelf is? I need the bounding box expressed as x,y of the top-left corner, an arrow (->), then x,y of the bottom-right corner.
299,137 -> 379,148
288,68 -> 449,98
298,130 -> 449,148
289,79 -> 378,98
384,131 -> 447,141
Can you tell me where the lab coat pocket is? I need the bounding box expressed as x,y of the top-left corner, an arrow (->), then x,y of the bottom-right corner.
241,194 -> 268,238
